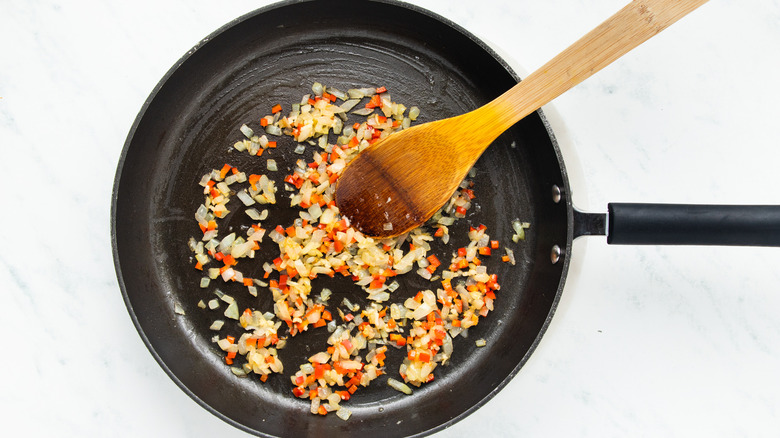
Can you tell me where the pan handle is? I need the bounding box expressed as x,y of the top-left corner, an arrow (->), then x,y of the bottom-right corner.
602,203 -> 780,246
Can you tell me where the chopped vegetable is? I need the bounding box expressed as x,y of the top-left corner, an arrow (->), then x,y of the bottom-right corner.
387,377 -> 413,395
184,83 -> 528,420
224,301 -> 239,320
511,219 -> 531,242
240,124 -> 254,138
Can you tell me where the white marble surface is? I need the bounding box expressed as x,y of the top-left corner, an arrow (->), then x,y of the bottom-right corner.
3,0 -> 780,436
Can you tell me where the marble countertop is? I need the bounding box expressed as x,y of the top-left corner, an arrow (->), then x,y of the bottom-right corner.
4,0 -> 780,436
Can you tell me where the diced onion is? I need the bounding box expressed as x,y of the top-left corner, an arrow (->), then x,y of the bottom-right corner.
237,190 -> 255,206
512,219 -> 524,234
240,124 -> 254,138
387,378 -> 413,395
224,301 -> 239,320
329,88 -> 348,101
336,408 -> 352,421
246,208 -> 262,220
215,289 -> 233,303
265,125 -> 282,136
408,106 -> 420,120
351,107 -> 374,116
505,247 -> 516,265
340,99 -> 360,112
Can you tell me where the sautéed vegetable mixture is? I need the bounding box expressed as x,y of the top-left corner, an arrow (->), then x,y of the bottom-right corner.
186,83 -> 525,420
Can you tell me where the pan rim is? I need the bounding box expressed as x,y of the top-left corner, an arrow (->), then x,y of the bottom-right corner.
110,0 -> 574,436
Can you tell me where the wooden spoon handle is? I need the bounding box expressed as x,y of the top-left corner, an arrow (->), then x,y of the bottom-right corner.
482,0 -> 708,133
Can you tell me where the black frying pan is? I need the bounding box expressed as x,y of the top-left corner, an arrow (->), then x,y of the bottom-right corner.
111,1 -> 780,437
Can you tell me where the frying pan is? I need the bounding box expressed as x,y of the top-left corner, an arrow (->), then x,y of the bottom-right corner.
111,1 -> 780,437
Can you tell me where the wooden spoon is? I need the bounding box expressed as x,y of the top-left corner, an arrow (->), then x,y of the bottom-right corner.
335,0 -> 708,238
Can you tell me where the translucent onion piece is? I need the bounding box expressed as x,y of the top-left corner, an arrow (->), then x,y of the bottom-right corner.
240,124 -> 254,138
224,301 -> 239,320
387,378 -> 413,395
336,408 -> 352,421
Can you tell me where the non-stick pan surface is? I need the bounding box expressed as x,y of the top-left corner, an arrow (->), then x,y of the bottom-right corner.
112,1 -> 571,436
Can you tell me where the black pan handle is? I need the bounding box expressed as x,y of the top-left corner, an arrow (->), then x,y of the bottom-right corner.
603,203 -> 780,246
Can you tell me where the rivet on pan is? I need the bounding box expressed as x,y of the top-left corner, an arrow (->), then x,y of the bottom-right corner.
552,185 -> 562,204
551,245 -> 562,264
